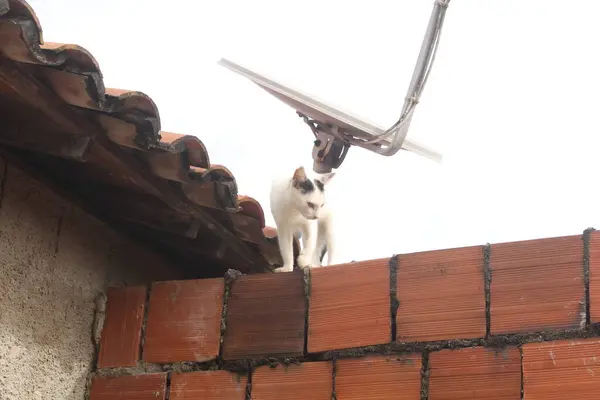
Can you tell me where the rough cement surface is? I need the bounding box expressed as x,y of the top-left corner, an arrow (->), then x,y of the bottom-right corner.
0,162 -> 182,400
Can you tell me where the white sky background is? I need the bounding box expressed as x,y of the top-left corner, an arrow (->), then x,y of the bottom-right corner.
28,0 -> 600,263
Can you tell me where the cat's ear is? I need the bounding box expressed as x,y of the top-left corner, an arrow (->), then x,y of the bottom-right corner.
292,166 -> 307,183
320,172 -> 336,185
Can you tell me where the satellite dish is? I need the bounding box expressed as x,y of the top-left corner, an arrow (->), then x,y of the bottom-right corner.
219,0 -> 451,173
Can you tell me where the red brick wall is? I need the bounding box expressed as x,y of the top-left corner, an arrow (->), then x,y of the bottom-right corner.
89,229 -> 600,399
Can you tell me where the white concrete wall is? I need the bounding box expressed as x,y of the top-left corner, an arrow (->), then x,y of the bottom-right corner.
0,159 -> 183,400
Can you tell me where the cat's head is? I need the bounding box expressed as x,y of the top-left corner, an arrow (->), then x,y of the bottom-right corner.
290,166 -> 335,220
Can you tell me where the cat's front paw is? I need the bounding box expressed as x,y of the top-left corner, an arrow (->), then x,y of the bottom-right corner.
297,253 -> 312,269
309,256 -> 323,268
273,265 -> 293,273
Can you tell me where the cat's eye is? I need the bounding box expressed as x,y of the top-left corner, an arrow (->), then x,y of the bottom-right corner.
307,202 -> 317,209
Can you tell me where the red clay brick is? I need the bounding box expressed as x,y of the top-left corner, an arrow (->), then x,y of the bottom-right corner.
143,278 -> 224,363
251,361 -> 332,400
428,346 -> 521,400
222,270 -> 305,360
170,370 -> 247,400
396,246 -> 486,342
490,235 -> 585,335
308,259 -> 390,353
336,354 -> 422,400
588,230 -> 600,322
98,286 -> 147,368
89,373 -> 167,400
523,338 -> 600,400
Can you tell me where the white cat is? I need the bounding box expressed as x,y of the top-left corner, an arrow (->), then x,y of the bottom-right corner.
269,166 -> 336,273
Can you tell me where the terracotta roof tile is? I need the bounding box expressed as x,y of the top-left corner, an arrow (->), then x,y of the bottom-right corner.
0,0 -> 281,274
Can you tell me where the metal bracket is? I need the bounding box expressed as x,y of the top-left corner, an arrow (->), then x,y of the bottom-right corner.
298,112 -> 350,173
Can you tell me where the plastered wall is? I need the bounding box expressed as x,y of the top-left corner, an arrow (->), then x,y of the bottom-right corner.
0,159 -> 183,400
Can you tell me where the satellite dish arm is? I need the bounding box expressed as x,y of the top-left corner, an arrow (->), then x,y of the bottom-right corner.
306,0 -> 451,173
359,0 -> 450,155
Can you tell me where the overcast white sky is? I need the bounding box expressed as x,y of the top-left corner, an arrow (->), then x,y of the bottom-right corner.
28,0 -> 600,263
